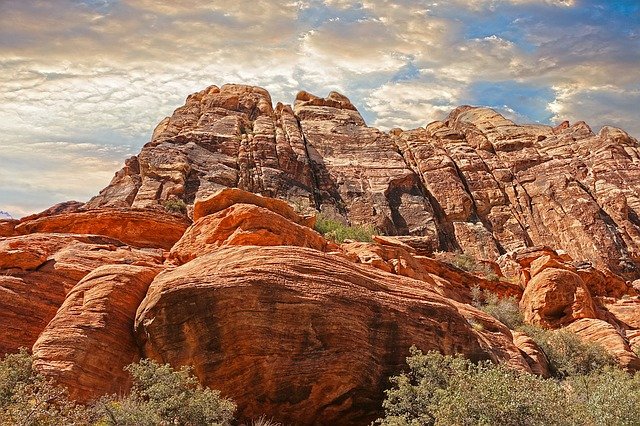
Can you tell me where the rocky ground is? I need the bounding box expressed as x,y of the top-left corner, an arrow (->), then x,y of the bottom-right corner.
1,84 -> 640,424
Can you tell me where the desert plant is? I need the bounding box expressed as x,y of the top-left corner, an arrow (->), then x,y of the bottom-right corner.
568,367 -> 640,426
314,214 -> 377,243
162,199 -> 188,214
471,287 -> 524,329
450,253 -> 499,281
0,349 -> 91,425
376,347 -> 578,425
96,359 -> 235,426
521,326 -> 614,378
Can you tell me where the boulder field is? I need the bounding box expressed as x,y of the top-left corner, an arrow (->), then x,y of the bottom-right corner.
2,84 -> 640,424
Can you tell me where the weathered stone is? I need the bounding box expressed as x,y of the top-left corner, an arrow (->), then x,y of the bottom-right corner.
0,234 -> 162,355
520,268 -> 596,328
14,208 -> 190,249
33,265 -> 161,402
135,245 -> 530,424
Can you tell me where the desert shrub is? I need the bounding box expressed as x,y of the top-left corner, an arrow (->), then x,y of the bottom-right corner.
314,215 -> 377,243
568,367 -> 640,426
162,199 -> 187,214
521,326 -> 614,378
471,287 -> 524,329
376,347 -> 576,426
97,359 -> 235,426
450,253 -> 499,281
0,349 -> 91,425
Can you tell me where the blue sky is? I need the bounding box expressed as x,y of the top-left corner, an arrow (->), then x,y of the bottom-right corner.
0,0 -> 638,216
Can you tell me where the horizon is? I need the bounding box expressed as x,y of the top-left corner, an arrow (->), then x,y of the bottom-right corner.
1,0 -> 639,217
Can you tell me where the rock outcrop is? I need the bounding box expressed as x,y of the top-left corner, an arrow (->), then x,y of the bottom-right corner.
87,84 -> 640,281
136,245 -> 529,424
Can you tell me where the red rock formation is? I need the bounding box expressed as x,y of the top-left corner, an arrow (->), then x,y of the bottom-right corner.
88,85 -> 640,281
32,264 -> 161,402
0,234 -> 162,354
520,268 -> 597,328
14,208 -> 190,249
135,245 -> 531,425
170,203 -> 328,264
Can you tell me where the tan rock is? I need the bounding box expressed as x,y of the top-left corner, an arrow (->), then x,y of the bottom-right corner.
33,264 -> 161,402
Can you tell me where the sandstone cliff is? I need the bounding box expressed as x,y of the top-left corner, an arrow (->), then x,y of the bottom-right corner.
86,84 -> 640,281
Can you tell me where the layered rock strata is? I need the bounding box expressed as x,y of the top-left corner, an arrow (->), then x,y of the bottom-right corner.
87,84 -> 640,280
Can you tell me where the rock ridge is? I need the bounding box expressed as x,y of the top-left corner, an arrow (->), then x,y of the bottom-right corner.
85,84 -> 640,280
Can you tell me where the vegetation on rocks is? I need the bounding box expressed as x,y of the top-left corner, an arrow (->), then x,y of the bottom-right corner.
377,346 -> 639,426
162,199 -> 188,214
471,286 -> 524,329
1,351 -> 235,426
449,252 -> 499,281
314,214 -> 377,243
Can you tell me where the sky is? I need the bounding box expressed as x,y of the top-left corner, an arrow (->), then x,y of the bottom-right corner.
1,0 -> 638,217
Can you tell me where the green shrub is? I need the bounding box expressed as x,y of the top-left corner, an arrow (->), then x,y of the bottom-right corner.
162,199 -> 188,214
520,326 -> 614,378
0,349 -> 91,425
471,287 -> 524,330
314,215 -> 377,244
97,359 -> 235,426
376,347 -> 577,425
568,367 -> 640,426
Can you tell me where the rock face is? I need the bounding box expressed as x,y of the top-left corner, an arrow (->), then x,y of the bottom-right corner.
88,84 -> 640,280
33,264 -> 161,402
0,234 -> 162,354
136,245 -> 529,424
15,208 -> 190,250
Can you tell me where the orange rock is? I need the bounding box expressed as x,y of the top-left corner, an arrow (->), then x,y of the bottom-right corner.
170,203 -> 328,264
576,265 -> 634,298
0,219 -> 18,237
135,245 -> 530,424
14,208 -> 190,249
512,331 -> 550,377
33,264 -> 161,402
193,187 -> 313,226
565,318 -> 640,371
0,234 -> 163,355
520,268 -> 596,328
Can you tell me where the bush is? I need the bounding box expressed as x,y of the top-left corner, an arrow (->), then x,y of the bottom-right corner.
314,215 -> 377,244
162,199 -> 188,214
568,367 -> 640,425
376,347 -> 577,425
471,287 -> 524,329
97,359 -> 235,426
450,253 -> 499,281
0,349 -> 91,425
520,326 -> 614,378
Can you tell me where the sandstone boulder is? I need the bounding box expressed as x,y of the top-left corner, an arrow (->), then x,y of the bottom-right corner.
14,208 -> 190,249
170,203 -> 328,264
135,245 -> 530,424
33,264 -> 161,402
0,234 -> 163,355
520,268 -> 596,328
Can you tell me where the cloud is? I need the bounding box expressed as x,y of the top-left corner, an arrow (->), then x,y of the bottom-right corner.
0,141 -> 129,217
0,0 -> 638,215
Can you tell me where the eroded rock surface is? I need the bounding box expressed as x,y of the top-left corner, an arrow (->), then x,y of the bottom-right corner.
88,84 -> 640,280
136,245 -> 530,424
